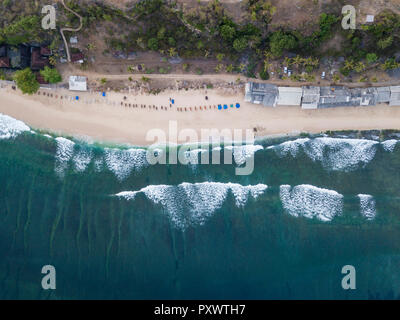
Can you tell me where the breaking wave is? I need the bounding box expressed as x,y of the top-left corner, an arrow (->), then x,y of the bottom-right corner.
279,184 -> 344,222
115,182 -> 268,229
272,137 -> 379,171
381,140 -> 398,153
225,145 -> 264,166
358,194 -> 377,220
54,137 -> 75,178
104,148 -> 148,180
0,113 -> 30,140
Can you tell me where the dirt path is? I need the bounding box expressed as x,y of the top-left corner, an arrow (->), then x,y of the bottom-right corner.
58,0 -> 83,62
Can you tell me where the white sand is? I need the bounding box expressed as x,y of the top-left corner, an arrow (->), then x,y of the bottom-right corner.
1,86 -> 400,146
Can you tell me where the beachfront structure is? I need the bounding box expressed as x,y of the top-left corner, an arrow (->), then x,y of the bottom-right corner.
389,86 -> 400,106
245,82 -> 278,107
277,87 -> 303,106
301,86 -> 320,109
245,82 -> 399,108
69,76 -> 87,91
376,87 -> 391,104
318,86 -> 359,108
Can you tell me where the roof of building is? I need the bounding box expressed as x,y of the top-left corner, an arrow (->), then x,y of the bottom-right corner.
69,76 -> 87,91
31,48 -> 49,70
376,86 -> 391,103
301,86 -> 320,109
366,15 -> 374,23
71,52 -> 84,63
0,56 -> 10,68
40,47 -> 51,56
389,86 -> 400,106
245,82 -> 278,107
70,36 -> 78,44
0,46 -> 6,57
277,87 -> 303,106
8,46 -> 30,69
318,86 -> 360,108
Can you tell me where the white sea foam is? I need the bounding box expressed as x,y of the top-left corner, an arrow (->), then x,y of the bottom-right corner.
54,137 -> 75,178
115,182 -> 268,229
358,194 -> 377,220
225,145 -> 264,166
279,184 -> 344,222
73,148 -> 93,172
381,140 -> 398,152
104,148 -> 148,180
0,113 -> 30,140
273,137 -> 379,171
183,148 -> 208,164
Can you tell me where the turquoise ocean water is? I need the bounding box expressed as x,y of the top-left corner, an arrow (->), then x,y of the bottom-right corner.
1,113 -> 400,299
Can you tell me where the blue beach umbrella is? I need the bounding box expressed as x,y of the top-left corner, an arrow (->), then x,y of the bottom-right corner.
172,99 -> 175,104
223,104 -> 228,109
218,104 -> 222,110
102,92 -> 106,97
230,104 -> 233,108
236,103 -> 240,108
75,96 -> 79,100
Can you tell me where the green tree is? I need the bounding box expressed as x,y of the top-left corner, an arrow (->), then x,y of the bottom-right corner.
40,66 -> 62,84
269,31 -> 297,57
233,37 -> 247,52
220,24 -> 236,42
259,69 -> 269,80
377,36 -> 393,50
216,53 -> 225,62
168,37 -> 176,46
366,53 -> 378,64
157,27 -> 166,40
14,68 -> 39,94
147,38 -> 158,51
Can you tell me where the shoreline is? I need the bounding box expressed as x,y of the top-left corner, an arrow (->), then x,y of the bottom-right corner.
1,86 -> 400,147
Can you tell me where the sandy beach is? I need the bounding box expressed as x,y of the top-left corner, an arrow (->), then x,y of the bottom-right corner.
1,85 -> 400,146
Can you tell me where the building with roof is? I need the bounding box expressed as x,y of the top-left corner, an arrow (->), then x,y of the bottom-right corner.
0,45 -> 6,58
31,47 -> 49,70
70,36 -> 78,45
389,86 -> 400,106
7,45 -> 30,69
277,87 -> 303,106
245,82 -> 278,107
318,86 -> 360,108
301,86 -> 320,109
0,57 -> 10,68
71,52 -> 84,64
350,87 -> 377,106
376,87 -> 391,104
69,76 -> 87,91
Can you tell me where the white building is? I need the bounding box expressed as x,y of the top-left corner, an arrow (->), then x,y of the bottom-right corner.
277,87 -> 303,106
69,76 -> 87,91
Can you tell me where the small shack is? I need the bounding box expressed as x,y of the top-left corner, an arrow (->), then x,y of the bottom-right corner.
245,82 -> 278,107
69,76 -> 87,91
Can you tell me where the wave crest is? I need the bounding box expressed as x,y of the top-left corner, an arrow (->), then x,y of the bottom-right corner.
279,184 -> 344,222
115,182 -> 268,229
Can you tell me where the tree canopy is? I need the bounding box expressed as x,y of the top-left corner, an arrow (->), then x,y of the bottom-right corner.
14,68 -> 39,95
40,67 -> 62,84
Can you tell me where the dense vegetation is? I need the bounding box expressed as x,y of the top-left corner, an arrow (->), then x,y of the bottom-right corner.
13,68 -> 39,94
2,0 -> 400,82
